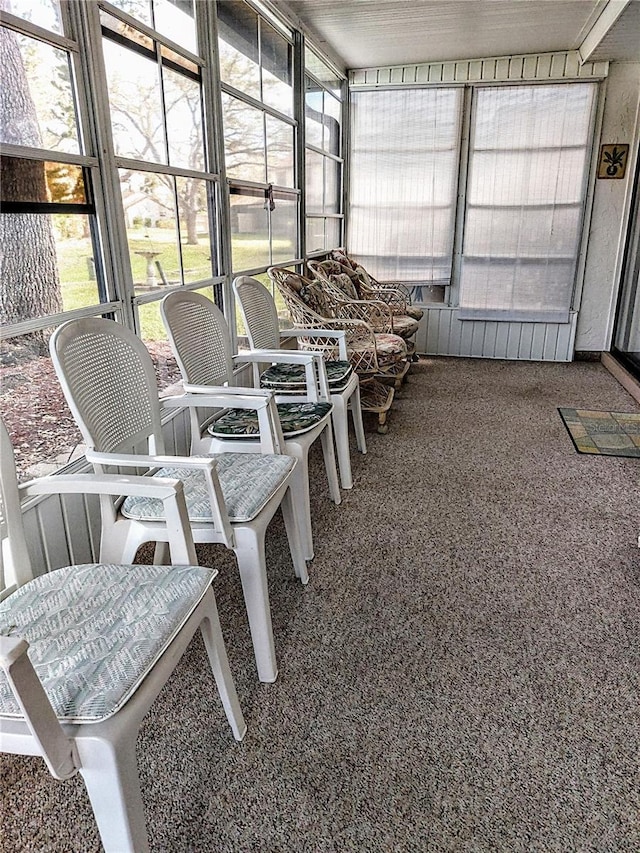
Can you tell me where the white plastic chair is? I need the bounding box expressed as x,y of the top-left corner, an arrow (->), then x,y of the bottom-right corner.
49,317 -> 308,683
160,291 -> 341,562
0,418 -> 245,853
233,275 -> 367,490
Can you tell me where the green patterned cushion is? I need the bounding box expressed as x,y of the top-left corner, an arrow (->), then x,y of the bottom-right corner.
260,360 -> 353,392
0,563 -> 214,722
209,402 -> 332,439
121,453 -> 295,523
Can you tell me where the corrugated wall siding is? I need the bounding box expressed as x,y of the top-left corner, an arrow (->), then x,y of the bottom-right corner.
415,308 -> 578,361
349,50 -> 608,87
21,407 -> 192,577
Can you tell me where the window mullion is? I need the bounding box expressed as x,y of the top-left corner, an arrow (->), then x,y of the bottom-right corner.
73,0 -> 137,328
449,85 -> 473,308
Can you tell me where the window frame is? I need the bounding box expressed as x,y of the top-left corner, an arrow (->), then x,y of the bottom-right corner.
303,45 -> 346,258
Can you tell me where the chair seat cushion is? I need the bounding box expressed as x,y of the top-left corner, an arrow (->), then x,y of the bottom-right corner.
392,316 -> 420,338
209,402 -> 332,439
0,563 -> 214,723
122,453 -> 295,523
406,305 -> 424,321
260,360 -> 353,393
374,333 -> 407,364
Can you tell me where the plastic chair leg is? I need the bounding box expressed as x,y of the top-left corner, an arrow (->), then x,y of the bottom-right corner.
280,487 -> 309,584
287,447 -> 314,562
233,526 -> 278,683
331,396 -> 353,490
320,421 -> 342,505
77,734 -> 149,853
198,590 -> 247,741
350,383 -> 367,455
153,541 -> 170,564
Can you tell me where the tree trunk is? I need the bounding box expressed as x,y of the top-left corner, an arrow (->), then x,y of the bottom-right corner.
0,8 -> 62,348
185,208 -> 199,244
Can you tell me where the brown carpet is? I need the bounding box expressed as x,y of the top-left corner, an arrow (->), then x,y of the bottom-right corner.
2,357 -> 639,852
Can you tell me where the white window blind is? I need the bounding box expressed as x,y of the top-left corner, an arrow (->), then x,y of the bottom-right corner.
349,88 -> 463,289
459,83 -> 597,323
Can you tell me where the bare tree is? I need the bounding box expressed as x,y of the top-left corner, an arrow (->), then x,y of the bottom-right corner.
0,5 -> 62,349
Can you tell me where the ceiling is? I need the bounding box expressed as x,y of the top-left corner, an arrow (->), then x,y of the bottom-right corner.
274,0 -> 640,71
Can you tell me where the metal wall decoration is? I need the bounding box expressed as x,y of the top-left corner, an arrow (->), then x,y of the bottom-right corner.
597,144 -> 630,179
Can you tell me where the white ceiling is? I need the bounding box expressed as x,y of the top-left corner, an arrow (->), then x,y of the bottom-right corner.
274,0 -> 640,71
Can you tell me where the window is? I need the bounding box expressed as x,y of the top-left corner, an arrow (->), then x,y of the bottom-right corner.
0,1 -> 228,481
459,83 -> 597,322
349,88 -> 463,303
304,47 -> 344,254
217,0 -> 298,333
0,12 -> 104,480
100,3 -> 221,379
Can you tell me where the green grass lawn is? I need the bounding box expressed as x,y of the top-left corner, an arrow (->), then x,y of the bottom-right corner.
57,231 -> 293,340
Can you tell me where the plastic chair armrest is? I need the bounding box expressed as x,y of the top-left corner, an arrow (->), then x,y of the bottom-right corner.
236,350 -> 329,401
0,636 -> 79,781
20,474 -> 199,564
164,387 -> 274,405
161,391 -> 284,454
84,452 -> 234,548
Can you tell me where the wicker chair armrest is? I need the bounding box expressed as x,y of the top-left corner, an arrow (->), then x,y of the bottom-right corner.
373,280 -> 414,303
280,328 -> 349,361
368,288 -> 409,313
329,298 -> 394,333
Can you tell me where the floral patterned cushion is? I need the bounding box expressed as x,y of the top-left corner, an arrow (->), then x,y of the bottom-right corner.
122,454 -> 295,523
299,281 -> 331,316
209,401 -> 332,439
260,360 -> 353,392
392,315 -> 420,338
354,265 -> 372,288
406,305 -> 424,321
374,332 -> 407,364
0,563 -> 214,722
331,251 -> 355,269
328,273 -> 359,301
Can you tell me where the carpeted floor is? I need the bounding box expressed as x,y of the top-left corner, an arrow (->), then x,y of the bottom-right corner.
2,357 -> 639,853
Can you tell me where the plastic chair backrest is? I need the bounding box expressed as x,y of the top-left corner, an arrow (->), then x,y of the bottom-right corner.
50,318 -> 165,457
0,420 -> 34,598
233,276 -> 281,351
161,292 -> 234,387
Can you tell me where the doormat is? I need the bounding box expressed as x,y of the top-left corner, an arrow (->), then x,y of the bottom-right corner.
558,408 -> 640,457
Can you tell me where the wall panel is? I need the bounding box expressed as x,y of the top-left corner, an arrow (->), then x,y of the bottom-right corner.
415,307 -> 577,361
350,51 -> 608,88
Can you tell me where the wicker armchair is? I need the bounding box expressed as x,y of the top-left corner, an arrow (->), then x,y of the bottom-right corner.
330,249 -> 424,323
308,258 -> 420,359
268,266 -> 405,433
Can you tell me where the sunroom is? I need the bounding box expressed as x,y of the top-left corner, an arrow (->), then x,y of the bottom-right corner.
1,0 -> 639,850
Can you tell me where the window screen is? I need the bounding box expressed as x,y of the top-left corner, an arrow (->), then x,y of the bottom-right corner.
459,83 -> 597,322
349,87 -> 463,287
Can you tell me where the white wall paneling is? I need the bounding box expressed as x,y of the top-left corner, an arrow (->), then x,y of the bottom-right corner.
349,51 -> 608,88
415,307 -> 578,361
